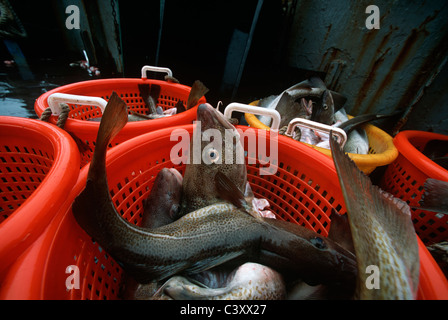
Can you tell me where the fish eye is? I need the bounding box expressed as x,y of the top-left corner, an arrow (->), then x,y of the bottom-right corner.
323,104 -> 329,110
310,237 -> 326,250
207,148 -> 220,163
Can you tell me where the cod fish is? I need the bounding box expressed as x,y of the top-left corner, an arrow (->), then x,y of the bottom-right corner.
330,132 -> 420,299
418,178 -> 448,215
258,77 -> 346,127
158,262 -> 286,300
72,92 -> 356,287
180,103 -> 252,216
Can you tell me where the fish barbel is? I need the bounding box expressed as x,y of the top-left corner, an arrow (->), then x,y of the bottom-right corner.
330,132 -> 420,299
72,92 -> 357,287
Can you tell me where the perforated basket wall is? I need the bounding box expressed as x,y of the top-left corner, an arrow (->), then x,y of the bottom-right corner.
35,78 -> 206,167
0,116 -> 80,276
1,125 -> 446,299
381,130 -> 448,245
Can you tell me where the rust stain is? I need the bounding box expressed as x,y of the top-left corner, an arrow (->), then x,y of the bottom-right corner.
319,46 -> 341,73
351,27 -> 394,115
323,24 -> 332,42
392,28 -> 448,133
362,29 -> 419,111
362,9 -> 442,116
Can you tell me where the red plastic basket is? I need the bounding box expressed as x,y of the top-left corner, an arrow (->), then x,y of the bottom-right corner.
381,131 -> 448,245
1,125 -> 446,299
34,66 -> 206,167
0,116 -> 80,278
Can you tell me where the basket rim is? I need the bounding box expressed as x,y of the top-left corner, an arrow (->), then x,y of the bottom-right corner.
393,130 -> 448,181
244,100 -> 398,172
0,116 -> 80,270
34,78 -> 204,132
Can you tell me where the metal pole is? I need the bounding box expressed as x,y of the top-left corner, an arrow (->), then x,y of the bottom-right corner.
231,0 -> 264,100
155,0 -> 165,66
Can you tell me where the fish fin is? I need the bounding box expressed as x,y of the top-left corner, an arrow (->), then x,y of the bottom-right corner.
330,132 -> 419,298
308,77 -> 327,89
175,100 -> 186,113
328,209 -> 355,254
329,91 -> 347,112
186,251 -> 244,274
215,171 -> 247,209
138,83 -> 156,114
215,172 -> 261,220
339,112 -> 401,134
129,110 -> 151,120
73,91 -> 128,237
156,106 -> 164,115
187,80 -> 209,109
275,92 -> 294,126
418,178 -> 448,215
93,92 -> 128,162
149,84 -> 161,111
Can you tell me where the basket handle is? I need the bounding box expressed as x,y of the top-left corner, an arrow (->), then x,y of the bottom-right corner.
286,118 -> 347,148
224,103 -> 281,130
141,65 -> 173,79
47,93 -> 108,116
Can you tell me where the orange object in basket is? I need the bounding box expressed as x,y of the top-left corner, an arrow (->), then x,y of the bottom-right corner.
244,100 -> 398,175
35,78 -> 206,167
1,125 -> 446,300
381,130 -> 448,245
0,116 -> 80,277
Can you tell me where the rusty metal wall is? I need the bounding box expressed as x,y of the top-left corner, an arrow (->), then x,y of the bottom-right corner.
285,0 -> 448,134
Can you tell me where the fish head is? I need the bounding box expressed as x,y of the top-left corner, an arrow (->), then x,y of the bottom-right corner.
263,218 -> 357,290
310,90 -> 335,125
301,228 -> 357,289
181,103 -> 247,214
141,168 -> 183,229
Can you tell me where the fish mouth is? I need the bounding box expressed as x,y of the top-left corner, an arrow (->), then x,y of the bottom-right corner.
197,103 -> 235,131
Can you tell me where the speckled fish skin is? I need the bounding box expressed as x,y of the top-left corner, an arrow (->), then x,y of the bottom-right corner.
72,93 -> 357,287
180,103 -> 248,215
330,133 -> 419,300
161,263 -> 286,300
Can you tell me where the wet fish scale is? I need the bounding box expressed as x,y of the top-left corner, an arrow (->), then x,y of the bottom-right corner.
330,134 -> 419,299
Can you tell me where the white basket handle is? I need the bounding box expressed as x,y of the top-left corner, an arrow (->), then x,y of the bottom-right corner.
286,118 -> 347,148
141,65 -> 173,79
47,93 -> 108,116
224,103 -> 281,130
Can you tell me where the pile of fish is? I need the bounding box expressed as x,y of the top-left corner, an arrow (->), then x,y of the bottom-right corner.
72,92 -> 421,300
257,77 -> 397,154
87,80 -> 209,122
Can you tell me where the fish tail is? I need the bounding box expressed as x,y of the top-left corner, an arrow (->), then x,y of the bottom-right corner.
187,80 -> 209,109
94,92 -> 128,157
